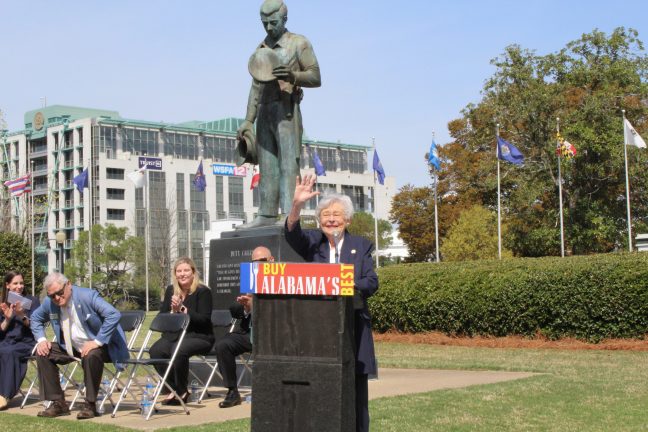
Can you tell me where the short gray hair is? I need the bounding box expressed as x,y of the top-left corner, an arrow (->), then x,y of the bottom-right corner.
316,193 -> 354,221
43,272 -> 69,291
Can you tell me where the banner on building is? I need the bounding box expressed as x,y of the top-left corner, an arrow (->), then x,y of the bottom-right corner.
212,164 -> 247,177
138,156 -> 163,170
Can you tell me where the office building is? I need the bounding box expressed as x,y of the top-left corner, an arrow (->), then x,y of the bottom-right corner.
1,105 -> 395,276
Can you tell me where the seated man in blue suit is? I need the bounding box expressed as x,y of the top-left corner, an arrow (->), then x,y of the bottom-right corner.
285,174 -> 379,432
30,272 -> 128,419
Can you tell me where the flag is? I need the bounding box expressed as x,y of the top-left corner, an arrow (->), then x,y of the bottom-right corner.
73,168 -> 89,194
312,148 -> 326,176
496,137 -> 524,165
127,166 -> 147,189
373,150 -> 386,185
556,132 -> 577,159
428,139 -> 441,170
193,160 -> 206,192
624,118 -> 646,149
3,173 -> 31,197
250,170 -> 260,190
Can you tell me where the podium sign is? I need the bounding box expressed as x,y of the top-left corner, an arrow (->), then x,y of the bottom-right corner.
240,262 -> 354,296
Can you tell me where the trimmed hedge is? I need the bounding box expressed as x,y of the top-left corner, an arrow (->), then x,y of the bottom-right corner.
369,253 -> 648,342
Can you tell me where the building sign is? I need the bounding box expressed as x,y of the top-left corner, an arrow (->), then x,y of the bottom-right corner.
240,262 -> 354,296
138,156 -> 162,170
212,163 -> 247,177
34,112 -> 44,131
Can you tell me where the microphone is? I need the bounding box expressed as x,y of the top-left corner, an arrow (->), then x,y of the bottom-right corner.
333,230 -> 340,263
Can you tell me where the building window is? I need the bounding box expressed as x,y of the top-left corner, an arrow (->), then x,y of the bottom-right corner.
176,173 -> 185,210
123,128 -> 159,156
342,185 -> 366,212
340,149 -> 365,174
228,177 -> 244,218
204,136 -> 236,163
316,147 -> 337,172
106,168 -> 124,179
215,176 -> 225,219
98,126 -> 117,158
164,132 -> 199,160
106,188 -> 125,200
107,209 -> 125,220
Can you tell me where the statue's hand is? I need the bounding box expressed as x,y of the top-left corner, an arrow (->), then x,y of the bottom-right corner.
272,65 -> 295,83
237,120 -> 254,140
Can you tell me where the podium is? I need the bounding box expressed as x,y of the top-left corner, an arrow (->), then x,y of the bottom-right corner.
210,227 -> 357,431
252,294 -> 356,432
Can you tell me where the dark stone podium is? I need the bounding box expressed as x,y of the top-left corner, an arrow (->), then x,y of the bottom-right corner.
209,226 -> 356,432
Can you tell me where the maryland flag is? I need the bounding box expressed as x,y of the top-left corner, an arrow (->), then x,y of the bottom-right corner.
556,132 -> 577,159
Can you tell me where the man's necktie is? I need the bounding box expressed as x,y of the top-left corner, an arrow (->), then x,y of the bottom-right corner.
61,307 -> 75,358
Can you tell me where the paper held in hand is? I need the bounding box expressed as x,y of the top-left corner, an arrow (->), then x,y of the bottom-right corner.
7,290 -> 32,310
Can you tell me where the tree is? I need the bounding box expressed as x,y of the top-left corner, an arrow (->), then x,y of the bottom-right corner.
347,211 -> 392,249
389,185 -> 437,262
440,205 -> 512,261
66,224 -> 145,306
439,27 -> 648,256
0,231 -> 45,295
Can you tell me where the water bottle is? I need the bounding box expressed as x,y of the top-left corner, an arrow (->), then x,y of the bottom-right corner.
144,377 -> 155,399
59,373 -> 67,389
142,377 -> 154,418
190,380 -> 199,403
245,394 -> 252,404
141,388 -> 150,418
97,375 -> 110,415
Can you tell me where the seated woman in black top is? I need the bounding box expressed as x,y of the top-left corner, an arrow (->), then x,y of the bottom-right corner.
0,271 -> 40,410
149,257 -> 214,404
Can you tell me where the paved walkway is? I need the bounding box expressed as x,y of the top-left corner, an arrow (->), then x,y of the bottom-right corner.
8,368 -> 536,430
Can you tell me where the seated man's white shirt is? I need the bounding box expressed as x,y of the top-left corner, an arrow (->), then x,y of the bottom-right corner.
61,301 -> 104,350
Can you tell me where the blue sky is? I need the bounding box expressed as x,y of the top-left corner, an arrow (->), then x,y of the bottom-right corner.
1,1 -> 647,189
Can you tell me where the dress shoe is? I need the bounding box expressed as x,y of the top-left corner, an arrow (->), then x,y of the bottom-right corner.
37,399 -> 70,418
0,395 -> 8,411
76,401 -> 99,419
219,389 -> 241,408
161,392 -> 188,406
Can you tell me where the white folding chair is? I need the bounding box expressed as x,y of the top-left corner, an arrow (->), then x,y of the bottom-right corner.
95,310 -> 146,413
111,312 -> 191,420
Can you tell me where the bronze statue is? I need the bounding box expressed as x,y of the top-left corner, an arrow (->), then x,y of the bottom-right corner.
236,0 -> 321,229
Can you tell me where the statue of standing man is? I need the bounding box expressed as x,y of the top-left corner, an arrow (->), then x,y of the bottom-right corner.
236,0 -> 321,229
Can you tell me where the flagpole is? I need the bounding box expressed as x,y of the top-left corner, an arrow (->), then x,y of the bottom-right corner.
622,109 -> 633,252
30,161 -> 35,296
87,157 -> 93,289
372,138 -> 380,268
432,131 -> 440,263
496,124 -> 502,260
557,118 -> 565,258
145,169 -> 150,312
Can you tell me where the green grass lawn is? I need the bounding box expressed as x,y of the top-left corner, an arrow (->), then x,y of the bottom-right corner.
4,334 -> 648,431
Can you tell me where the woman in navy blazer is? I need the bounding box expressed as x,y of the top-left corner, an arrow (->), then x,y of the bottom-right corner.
285,173 -> 378,432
